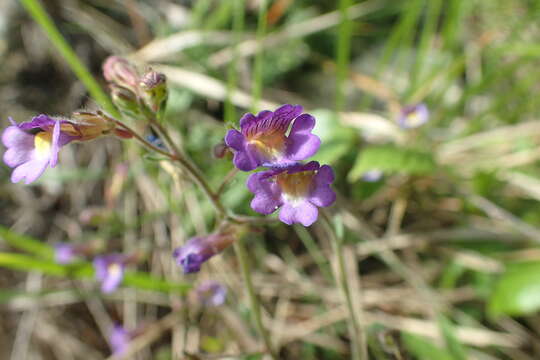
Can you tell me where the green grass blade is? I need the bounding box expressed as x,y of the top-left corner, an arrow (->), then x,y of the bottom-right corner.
225,0 -> 246,126
0,252 -> 191,294
20,0 -> 119,118
251,0 -> 268,112
335,0 -> 354,112
0,225 -> 53,259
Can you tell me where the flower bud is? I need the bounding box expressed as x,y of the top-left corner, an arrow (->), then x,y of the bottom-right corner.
213,142 -> 231,159
102,56 -> 140,92
110,84 -> 142,118
173,224 -> 244,274
139,71 -> 168,113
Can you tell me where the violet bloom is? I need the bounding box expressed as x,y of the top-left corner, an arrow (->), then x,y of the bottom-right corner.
93,254 -> 127,293
196,281 -> 227,307
2,115 -> 79,184
224,104 -> 321,171
247,161 -> 336,226
173,232 -> 235,274
54,243 -> 82,264
398,103 -> 429,129
109,324 -> 131,355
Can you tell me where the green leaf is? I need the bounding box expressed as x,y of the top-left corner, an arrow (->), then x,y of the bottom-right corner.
489,261 -> 540,316
402,332 -> 454,360
0,252 -> 191,294
437,315 -> 468,360
0,226 -> 53,259
348,145 -> 436,182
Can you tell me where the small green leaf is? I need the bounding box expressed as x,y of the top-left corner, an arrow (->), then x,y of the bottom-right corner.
437,315 -> 468,360
0,226 -> 53,258
402,332 -> 454,360
0,252 -> 191,294
348,145 -> 436,182
489,261 -> 540,316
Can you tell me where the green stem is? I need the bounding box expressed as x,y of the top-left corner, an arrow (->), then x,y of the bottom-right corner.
20,0 -> 119,118
233,240 -> 277,360
149,120 -> 228,219
336,0 -> 354,112
321,210 -> 367,360
251,0 -> 268,112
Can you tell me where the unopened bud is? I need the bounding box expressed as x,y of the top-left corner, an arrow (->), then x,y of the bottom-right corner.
102,56 -> 140,91
139,71 -> 168,113
110,84 -> 141,118
172,224 -> 245,274
213,142 -> 231,159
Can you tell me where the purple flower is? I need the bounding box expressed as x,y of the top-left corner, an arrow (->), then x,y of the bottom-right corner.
247,161 -> 336,226
54,243 -> 82,264
109,324 -> 131,355
224,104 -> 321,171
196,281 -> 227,307
93,254 -> 127,293
398,103 -> 429,129
2,115 -> 79,184
173,232 -> 235,274
362,169 -> 383,182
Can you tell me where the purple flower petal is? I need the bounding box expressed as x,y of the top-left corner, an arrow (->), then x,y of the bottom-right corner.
17,114 -> 56,131
2,127 -> 35,167
224,129 -> 245,151
279,201 -> 319,226
398,103 -> 429,129
11,158 -> 49,184
309,165 -> 336,207
247,162 -> 336,226
54,244 -> 76,264
93,254 -> 126,293
49,119 -> 61,167
110,324 -> 130,355
196,281 -> 227,307
285,114 -> 321,161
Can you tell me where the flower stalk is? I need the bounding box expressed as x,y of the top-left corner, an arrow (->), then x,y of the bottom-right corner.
321,210 -> 367,360
233,239 -> 277,360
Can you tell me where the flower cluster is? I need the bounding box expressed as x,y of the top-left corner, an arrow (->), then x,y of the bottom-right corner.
225,104 -> 336,226
102,56 -> 167,119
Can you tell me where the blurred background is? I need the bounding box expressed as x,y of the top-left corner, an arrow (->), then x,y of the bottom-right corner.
1,0 -> 540,359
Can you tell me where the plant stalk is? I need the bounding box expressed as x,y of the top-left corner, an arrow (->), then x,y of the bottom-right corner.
233,240 -> 277,360
321,210 -> 367,360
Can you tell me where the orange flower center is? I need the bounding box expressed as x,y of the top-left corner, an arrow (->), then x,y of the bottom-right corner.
247,130 -> 286,160
276,170 -> 315,201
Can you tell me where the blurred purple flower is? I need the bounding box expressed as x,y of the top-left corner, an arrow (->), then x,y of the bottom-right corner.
2,115 -> 79,184
247,161 -> 336,226
224,104 -> 320,171
93,254 -> 127,293
362,169 -> 383,182
109,324 -> 131,355
196,281 -> 227,307
54,243 -> 83,264
173,232 -> 235,274
398,103 -> 429,129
